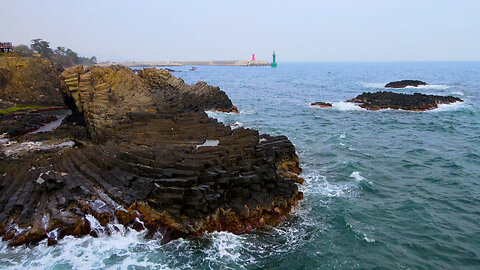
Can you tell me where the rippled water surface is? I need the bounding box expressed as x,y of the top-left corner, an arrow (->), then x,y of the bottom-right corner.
1,62 -> 480,269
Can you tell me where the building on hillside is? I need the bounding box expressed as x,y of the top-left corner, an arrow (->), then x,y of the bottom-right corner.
0,42 -> 13,52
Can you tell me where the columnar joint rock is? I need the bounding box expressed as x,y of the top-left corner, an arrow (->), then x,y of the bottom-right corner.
0,65 -> 302,246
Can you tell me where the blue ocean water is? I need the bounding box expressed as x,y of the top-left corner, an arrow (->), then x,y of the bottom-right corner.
1,62 -> 479,269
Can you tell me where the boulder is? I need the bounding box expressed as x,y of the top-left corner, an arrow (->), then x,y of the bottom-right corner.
347,91 -> 462,111
385,80 -> 428,88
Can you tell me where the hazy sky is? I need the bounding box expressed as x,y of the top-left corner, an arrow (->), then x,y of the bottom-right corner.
1,0 -> 479,62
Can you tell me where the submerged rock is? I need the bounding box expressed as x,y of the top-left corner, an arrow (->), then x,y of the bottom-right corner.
385,80 -> 428,88
347,91 -> 462,111
0,66 -> 302,246
311,102 -> 332,108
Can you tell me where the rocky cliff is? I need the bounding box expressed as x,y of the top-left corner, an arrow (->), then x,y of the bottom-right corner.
0,56 -> 64,106
0,65 -> 302,246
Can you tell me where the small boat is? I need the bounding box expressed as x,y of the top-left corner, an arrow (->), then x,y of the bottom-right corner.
189,67 -> 197,71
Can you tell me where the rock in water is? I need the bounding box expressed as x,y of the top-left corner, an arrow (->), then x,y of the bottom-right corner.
347,91 -> 462,111
311,102 -> 332,108
0,66 -> 302,246
385,80 -> 428,88
0,56 -> 64,106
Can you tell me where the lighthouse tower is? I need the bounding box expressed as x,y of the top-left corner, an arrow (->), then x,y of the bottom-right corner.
271,51 -> 277,68
252,54 -> 256,61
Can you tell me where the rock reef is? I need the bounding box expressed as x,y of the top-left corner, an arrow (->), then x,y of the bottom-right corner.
310,102 -> 332,108
0,65 -> 302,246
385,80 -> 428,88
347,91 -> 462,111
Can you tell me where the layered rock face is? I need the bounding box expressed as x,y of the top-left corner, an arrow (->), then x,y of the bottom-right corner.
385,80 -> 428,88
0,66 -> 302,246
347,91 -> 462,111
0,56 -> 64,106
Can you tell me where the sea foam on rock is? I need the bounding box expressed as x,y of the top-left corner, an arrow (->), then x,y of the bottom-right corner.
0,65 -> 302,246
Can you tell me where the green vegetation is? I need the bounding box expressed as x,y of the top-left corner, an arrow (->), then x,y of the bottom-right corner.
0,105 -> 43,114
12,39 -> 97,68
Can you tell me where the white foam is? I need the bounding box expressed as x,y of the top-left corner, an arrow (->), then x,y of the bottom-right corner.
350,171 -> 365,181
1,140 -> 75,157
339,132 -> 346,139
430,101 -> 465,112
196,139 -> 219,149
346,221 -> 376,243
331,102 -> 363,111
301,171 -> 360,198
404,84 -> 449,90
204,232 -> 242,263
228,121 -> 243,129
451,91 -> 464,96
362,82 -> 386,88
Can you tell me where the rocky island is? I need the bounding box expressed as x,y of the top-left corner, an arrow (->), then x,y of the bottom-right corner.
347,91 -> 462,111
0,56 -> 303,246
385,80 -> 428,88
310,102 -> 332,108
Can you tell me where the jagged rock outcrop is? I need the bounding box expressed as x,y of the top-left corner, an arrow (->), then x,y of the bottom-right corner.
311,102 -> 332,108
347,91 -> 462,111
385,80 -> 428,88
0,56 -> 64,105
0,66 -> 302,246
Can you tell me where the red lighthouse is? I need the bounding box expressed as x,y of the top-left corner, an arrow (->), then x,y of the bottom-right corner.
251,54 -> 255,61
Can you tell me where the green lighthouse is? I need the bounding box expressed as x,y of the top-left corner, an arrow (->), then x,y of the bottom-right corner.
271,51 -> 277,68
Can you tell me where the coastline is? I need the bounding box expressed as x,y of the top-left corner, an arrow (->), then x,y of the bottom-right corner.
97,60 -> 270,67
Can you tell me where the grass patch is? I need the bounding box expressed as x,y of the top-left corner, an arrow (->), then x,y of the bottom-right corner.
0,105 -> 43,114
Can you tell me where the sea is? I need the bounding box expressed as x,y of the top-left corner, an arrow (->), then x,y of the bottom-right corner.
1,62 -> 479,269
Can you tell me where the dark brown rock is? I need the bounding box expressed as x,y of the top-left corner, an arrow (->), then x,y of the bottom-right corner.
347,91 -> 462,111
385,80 -> 428,88
0,65 -> 302,246
0,56 -> 64,106
311,102 -> 332,108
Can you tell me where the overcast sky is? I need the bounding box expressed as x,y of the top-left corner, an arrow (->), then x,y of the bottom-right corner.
1,0 -> 479,62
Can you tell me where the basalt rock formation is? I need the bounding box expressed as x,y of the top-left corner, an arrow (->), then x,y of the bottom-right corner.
0,56 -> 64,106
0,66 -> 302,246
347,91 -> 462,111
385,80 -> 428,88
310,102 -> 332,108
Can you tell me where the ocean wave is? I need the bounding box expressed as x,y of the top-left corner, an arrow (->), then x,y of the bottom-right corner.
301,171 -> 361,198
331,102 -> 363,111
430,101 -> 465,112
451,91 -> 464,96
350,171 -> 365,181
345,221 -> 376,243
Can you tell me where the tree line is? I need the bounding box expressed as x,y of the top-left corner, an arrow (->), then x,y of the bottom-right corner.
13,39 -> 97,68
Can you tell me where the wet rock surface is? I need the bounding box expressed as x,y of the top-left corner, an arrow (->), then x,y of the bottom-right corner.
0,65 -> 302,246
385,80 -> 428,88
311,102 -> 332,108
0,107 -> 66,137
347,91 -> 462,111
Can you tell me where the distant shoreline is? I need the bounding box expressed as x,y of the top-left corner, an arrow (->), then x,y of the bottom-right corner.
97,60 -> 270,67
